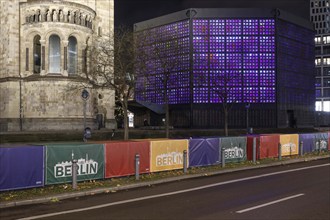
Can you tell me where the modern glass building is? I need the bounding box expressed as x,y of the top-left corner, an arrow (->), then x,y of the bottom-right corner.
134,8 -> 315,129
310,0 -> 330,126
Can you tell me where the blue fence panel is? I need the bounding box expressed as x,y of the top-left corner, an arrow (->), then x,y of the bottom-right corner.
0,145 -> 45,191
189,138 -> 220,167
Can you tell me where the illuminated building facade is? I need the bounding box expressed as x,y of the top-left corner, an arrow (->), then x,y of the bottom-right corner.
310,0 -> 330,126
134,8 -> 315,128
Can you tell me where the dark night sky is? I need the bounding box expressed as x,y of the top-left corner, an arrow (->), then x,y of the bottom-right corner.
114,0 -> 311,27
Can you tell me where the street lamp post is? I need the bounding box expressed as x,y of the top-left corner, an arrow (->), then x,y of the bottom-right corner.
81,89 -> 90,129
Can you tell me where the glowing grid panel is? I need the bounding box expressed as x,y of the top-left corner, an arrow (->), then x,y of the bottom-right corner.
259,19 -> 275,35
193,19 -> 209,35
193,36 -> 209,53
210,53 -> 225,69
260,53 -> 275,69
193,70 -> 209,87
228,87 -> 242,103
260,87 -> 275,103
243,36 -> 259,52
210,36 -> 225,52
226,53 -> 242,69
243,19 -> 259,35
226,36 -> 242,52
243,70 -> 259,86
226,19 -> 242,35
193,87 -> 209,103
260,36 -> 275,52
210,19 -> 225,35
193,53 -> 209,69
210,70 -> 226,87
243,87 -> 259,103
243,53 -> 259,69
260,70 -> 275,87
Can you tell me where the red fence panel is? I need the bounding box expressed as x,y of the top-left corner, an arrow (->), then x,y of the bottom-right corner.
104,141 -> 150,178
247,135 -> 279,160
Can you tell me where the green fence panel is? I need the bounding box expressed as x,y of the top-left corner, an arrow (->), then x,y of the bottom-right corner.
220,136 -> 247,163
46,143 -> 104,185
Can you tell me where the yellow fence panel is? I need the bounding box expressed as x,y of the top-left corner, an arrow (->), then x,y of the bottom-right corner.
150,139 -> 188,172
280,134 -> 299,156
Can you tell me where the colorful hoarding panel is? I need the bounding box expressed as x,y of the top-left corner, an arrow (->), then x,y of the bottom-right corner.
150,140 -> 188,172
220,137 -> 247,163
314,132 -> 328,152
259,135 -> 279,159
299,133 -> 314,153
45,143 -> 104,185
0,145 -> 44,191
189,138 -> 220,167
104,141 -> 150,178
279,134 -> 299,156
247,135 -> 260,161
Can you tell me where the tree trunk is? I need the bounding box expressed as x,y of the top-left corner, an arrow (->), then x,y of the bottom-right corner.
165,103 -> 170,138
224,108 -> 229,137
122,99 -> 129,140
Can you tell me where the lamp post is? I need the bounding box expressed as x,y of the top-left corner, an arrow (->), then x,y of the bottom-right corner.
81,89 -> 90,129
245,102 -> 250,134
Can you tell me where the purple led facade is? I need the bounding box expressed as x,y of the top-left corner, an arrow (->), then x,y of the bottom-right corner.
193,18 -> 275,104
136,18 -> 276,104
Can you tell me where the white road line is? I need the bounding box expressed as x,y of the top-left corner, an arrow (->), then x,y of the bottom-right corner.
236,193 -> 305,214
18,163 -> 329,220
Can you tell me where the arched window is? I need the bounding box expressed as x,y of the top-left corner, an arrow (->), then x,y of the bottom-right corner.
68,36 -> 77,74
33,35 -> 41,74
49,34 -> 61,73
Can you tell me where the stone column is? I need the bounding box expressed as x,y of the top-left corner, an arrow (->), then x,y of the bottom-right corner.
62,40 -> 69,76
40,39 -> 46,75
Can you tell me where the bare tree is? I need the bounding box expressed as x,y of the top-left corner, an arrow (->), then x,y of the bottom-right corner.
78,26 -> 138,140
211,71 -> 241,136
135,34 -> 188,138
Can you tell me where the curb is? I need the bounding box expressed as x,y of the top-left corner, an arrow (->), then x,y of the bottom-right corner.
1,155 -> 329,209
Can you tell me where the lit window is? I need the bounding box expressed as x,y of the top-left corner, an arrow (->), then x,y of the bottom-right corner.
49,34 -> 61,73
315,36 -> 322,44
324,35 -> 330,44
323,57 -> 330,65
68,36 -> 77,74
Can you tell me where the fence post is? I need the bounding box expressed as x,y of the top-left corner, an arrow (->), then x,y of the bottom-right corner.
221,148 -> 225,168
278,143 -> 282,160
183,150 -> 187,174
135,154 -> 140,180
300,141 -> 304,156
253,137 -> 257,163
72,159 -> 78,189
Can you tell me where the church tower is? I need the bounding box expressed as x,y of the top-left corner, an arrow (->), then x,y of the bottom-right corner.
0,0 -> 115,131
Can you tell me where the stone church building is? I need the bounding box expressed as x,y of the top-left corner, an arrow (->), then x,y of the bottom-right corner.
0,0 -> 115,131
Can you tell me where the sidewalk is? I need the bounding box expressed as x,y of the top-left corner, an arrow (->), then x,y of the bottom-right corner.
1,155 -> 329,209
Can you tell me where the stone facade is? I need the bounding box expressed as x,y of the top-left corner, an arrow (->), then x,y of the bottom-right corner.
0,0 -> 115,131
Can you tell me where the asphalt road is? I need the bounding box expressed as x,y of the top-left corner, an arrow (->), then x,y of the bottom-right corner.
1,159 -> 329,220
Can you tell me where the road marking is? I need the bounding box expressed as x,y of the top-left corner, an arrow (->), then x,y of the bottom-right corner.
18,163 -> 329,220
236,193 -> 305,214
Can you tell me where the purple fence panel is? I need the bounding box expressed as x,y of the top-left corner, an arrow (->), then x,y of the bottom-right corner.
299,133 -> 315,153
0,145 -> 45,191
299,133 -> 328,153
189,138 -> 220,167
